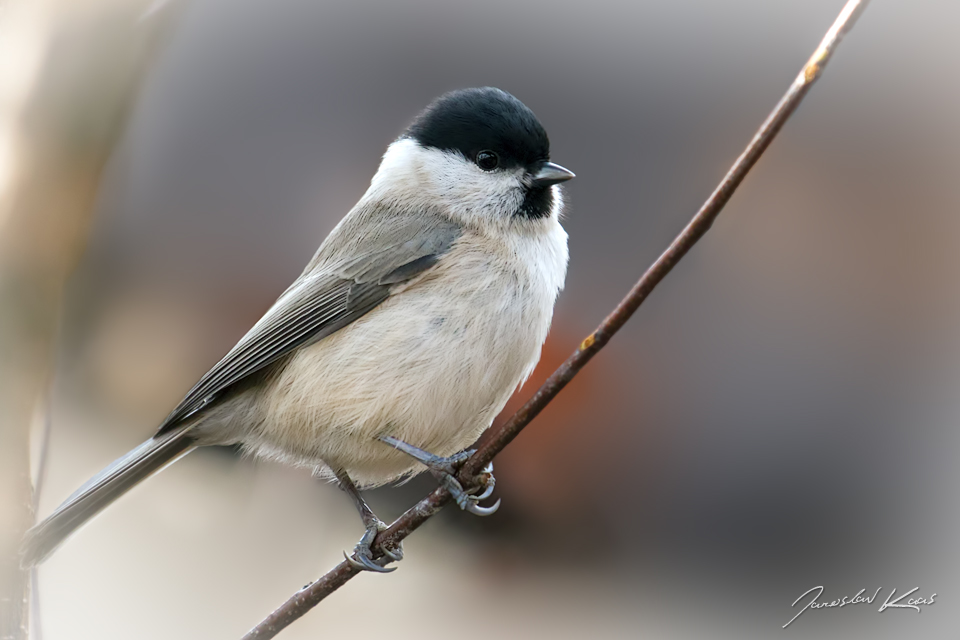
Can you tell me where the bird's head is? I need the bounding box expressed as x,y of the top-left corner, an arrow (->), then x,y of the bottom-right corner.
371,87 -> 574,229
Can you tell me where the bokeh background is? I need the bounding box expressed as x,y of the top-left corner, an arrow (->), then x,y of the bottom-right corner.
8,0 -> 959,638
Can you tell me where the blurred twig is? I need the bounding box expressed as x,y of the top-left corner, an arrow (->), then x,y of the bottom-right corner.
242,1 -> 870,638
0,3 -> 173,638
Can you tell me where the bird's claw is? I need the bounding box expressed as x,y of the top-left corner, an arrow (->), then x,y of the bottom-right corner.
473,482 -> 495,502
437,461 -> 500,517
343,518 -> 403,573
465,497 -> 502,516
474,462 -> 496,500
344,549 -> 393,573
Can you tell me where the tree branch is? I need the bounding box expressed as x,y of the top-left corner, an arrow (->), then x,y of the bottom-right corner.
242,2 -> 870,637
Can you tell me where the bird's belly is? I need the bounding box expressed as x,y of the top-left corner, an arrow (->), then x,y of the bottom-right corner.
251,276 -> 550,486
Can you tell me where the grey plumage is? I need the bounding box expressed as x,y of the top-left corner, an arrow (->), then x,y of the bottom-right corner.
157,205 -> 461,433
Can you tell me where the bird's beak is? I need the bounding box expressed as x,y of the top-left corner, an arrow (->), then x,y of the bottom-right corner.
531,161 -> 575,188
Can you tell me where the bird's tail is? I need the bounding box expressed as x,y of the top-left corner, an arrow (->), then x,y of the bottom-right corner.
20,425 -> 198,566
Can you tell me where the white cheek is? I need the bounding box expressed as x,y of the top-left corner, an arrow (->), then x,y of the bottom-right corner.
429,156 -> 523,222
368,140 -> 523,227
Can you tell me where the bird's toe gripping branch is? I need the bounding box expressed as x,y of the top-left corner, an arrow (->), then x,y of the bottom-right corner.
440,460 -> 499,516
379,436 -> 501,516
344,516 -> 403,574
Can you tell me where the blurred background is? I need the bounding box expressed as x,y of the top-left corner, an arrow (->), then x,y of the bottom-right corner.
3,0 -> 958,638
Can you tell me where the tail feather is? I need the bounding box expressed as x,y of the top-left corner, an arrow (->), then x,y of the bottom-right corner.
21,426 -> 197,566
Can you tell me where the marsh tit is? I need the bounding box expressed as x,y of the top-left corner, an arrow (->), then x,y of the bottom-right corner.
23,87 -> 574,572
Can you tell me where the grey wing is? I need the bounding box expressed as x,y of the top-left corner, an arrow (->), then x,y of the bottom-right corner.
156,204 -> 461,433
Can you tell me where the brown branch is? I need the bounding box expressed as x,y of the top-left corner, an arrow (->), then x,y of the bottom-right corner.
242,2 -> 870,637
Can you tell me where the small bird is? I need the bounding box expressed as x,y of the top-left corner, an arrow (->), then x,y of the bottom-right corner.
22,87 -> 573,572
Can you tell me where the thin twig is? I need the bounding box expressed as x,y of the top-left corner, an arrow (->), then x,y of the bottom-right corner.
32,383 -> 56,515
29,382 -> 56,640
242,2 -> 870,638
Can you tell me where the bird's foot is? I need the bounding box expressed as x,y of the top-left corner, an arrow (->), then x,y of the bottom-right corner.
378,436 -> 501,516
435,460 -> 499,516
343,516 -> 403,573
332,467 -> 403,573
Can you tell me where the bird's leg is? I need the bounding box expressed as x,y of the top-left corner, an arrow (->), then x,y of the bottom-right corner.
378,436 -> 500,516
332,468 -> 403,573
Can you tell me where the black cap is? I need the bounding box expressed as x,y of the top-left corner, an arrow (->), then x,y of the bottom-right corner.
405,87 -> 551,170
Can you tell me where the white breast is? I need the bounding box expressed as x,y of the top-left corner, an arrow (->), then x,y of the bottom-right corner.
250,221 -> 568,487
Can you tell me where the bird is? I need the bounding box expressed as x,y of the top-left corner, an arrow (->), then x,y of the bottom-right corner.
22,86 -> 574,572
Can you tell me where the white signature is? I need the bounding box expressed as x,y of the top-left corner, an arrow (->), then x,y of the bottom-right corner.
783,585 -> 937,628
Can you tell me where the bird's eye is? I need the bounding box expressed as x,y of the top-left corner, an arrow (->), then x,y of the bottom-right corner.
476,150 -> 499,171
